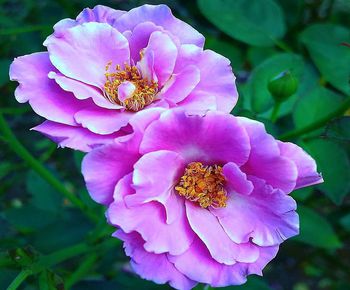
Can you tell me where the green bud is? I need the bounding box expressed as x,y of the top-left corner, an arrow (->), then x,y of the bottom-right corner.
268,71 -> 298,103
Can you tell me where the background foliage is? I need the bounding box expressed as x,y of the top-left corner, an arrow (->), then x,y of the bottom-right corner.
0,0 -> 350,289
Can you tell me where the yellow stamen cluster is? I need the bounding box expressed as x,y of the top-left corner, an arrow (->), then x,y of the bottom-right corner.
104,62 -> 158,112
175,162 -> 227,208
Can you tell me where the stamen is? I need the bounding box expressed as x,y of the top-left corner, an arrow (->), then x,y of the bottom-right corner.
175,162 -> 227,208
103,62 -> 158,112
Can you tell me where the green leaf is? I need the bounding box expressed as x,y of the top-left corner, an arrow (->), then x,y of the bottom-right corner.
324,117 -> 350,141
247,46 -> 277,67
306,139 -> 350,204
197,0 -> 286,46
26,170 -> 62,213
292,187 -> 313,202
294,205 -> 342,249
293,87 -> 343,135
232,276 -> 271,290
300,24 -> 350,95
249,53 -> 304,113
39,270 -> 64,290
340,213 -> 350,231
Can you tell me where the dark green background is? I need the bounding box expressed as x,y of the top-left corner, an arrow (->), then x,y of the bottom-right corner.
1,0 -> 350,289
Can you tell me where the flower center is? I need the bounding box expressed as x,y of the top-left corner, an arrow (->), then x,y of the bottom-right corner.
175,162 -> 227,208
103,62 -> 158,112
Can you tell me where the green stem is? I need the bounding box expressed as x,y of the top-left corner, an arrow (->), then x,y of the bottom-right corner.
270,102 -> 282,123
6,269 -> 32,290
64,253 -> 98,289
279,95 -> 350,140
0,113 -> 98,222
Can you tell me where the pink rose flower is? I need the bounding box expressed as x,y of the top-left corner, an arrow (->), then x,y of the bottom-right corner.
9,4 -> 237,152
82,109 -> 323,289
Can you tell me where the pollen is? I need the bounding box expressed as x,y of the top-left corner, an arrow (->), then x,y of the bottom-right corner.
175,162 -> 227,209
103,62 -> 158,112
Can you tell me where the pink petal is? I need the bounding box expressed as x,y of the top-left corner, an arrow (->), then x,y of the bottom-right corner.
278,141 -> 323,190
115,230 -> 197,290
114,4 -> 204,48
44,22 -> 130,88
33,121 -> 127,152
222,162 -> 254,195
9,52 -> 89,126
74,107 -> 132,135
186,201 -> 259,265
124,150 -> 185,224
140,110 -> 250,166
211,177 -> 299,246
239,117 -> 298,193
81,138 -> 139,205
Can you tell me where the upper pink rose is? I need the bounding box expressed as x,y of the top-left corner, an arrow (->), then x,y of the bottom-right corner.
9,4 -> 237,152
82,109 -> 323,289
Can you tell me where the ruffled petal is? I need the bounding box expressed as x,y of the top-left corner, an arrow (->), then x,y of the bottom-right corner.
9,52 -> 90,126
141,110 -> 250,165
44,22 -> 130,88
211,177 -> 299,246
74,107 -> 132,135
222,162 -> 254,195
185,201 -> 259,265
114,4 -> 204,47
32,121 -> 128,152
239,117 -> 298,193
81,138 -> 139,205
108,174 -> 194,255
115,230 -> 197,290
278,141 -> 323,190
124,150 -> 185,224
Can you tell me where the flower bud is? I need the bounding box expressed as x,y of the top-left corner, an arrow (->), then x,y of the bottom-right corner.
268,71 -> 298,103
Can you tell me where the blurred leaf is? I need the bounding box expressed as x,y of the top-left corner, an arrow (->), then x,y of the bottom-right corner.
306,139 -> 350,204
4,205 -> 57,231
292,187 -> 313,202
249,53 -> 304,113
293,87 -> 343,135
300,24 -> 350,95
247,47 -> 277,67
74,151 -> 85,170
205,37 -> 244,70
324,117 -> 350,141
39,270 -> 64,290
26,170 -> 62,213
0,59 -> 11,87
229,276 -> 271,289
295,205 -> 342,249
0,269 -> 17,290
340,213 -> 350,231
197,0 -> 286,46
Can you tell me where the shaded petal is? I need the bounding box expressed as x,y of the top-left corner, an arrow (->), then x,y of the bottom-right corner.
44,22 -> 130,88
186,201 -> 259,265
169,237 -> 248,287
239,117 -> 298,193
33,121 -> 128,152
74,107 -> 132,135
48,71 -> 122,110
9,52 -> 89,125
141,110 -> 250,165
278,141 -> 323,190
53,5 -> 125,37
138,31 -> 178,86
189,50 -> 237,113
81,137 -> 139,205
159,65 -> 200,104
211,177 -> 299,246
108,175 -> 194,255
115,230 -> 197,290
222,162 -> 254,195
125,150 -> 185,224
114,4 -> 204,47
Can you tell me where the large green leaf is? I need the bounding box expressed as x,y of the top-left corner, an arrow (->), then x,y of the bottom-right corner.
249,53 -> 304,113
294,205 -> 342,249
300,24 -> 350,95
197,0 -> 286,46
306,139 -> 350,204
324,117 -> 350,141
293,86 -> 343,134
